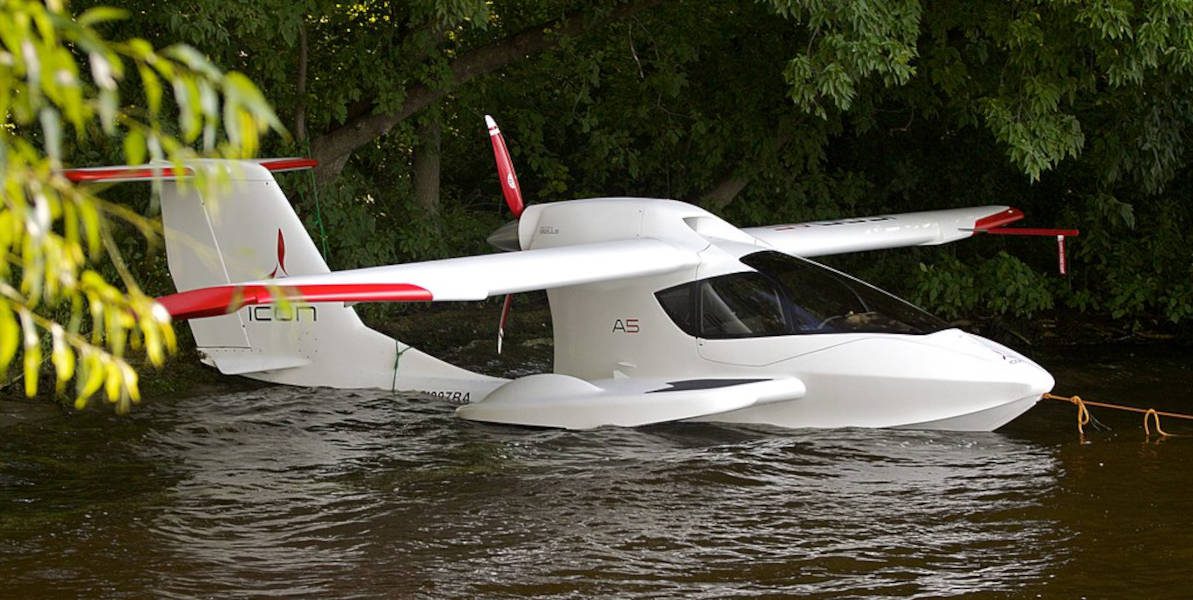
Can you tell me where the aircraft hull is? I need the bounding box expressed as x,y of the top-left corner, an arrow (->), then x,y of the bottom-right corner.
687,391 -> 1043,432
687,330 -> 1052,431
459,329 -> 1052,432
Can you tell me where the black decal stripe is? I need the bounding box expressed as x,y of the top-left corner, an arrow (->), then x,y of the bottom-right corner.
647,378 -> 770,394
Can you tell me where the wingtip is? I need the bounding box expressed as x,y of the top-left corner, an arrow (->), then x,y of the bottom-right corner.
484,115 -> 498,130
973,206 -> 1026,231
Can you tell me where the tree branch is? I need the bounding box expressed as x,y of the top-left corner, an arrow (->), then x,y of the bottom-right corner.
696,129 -> 793,211
699,175 -> 752,211
311,0 -> 666,181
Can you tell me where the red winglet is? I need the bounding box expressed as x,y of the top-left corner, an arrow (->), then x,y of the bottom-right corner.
972,208 -> 1080,276
256,158 -> 318,172
973,207 -> 1025,231
157,283 -> 433,321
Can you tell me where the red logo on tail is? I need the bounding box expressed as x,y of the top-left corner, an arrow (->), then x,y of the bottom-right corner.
268,229 -> 288,278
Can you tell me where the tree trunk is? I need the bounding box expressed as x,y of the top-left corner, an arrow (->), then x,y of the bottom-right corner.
411,115 -> 441,215
294,22 -> 308,145
699,175 -> 751,212
695,129 -> 794,211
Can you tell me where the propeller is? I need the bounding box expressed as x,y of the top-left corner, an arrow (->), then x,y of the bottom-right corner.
485,115 -> 525,353
486,115 -> 524,218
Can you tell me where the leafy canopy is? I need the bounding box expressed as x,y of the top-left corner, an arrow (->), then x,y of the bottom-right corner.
0,0 -> 280,412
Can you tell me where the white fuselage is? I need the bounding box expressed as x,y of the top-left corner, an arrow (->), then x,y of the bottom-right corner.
161,182 -> 1050,431
457,198 -> 1052,431
115,158 -> 1046,432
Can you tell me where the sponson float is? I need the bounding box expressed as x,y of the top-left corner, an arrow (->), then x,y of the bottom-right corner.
64,116 -> 1074,431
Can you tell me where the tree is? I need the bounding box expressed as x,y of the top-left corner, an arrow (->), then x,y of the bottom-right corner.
69,0 -> 1193,328
0,0 -> 280,411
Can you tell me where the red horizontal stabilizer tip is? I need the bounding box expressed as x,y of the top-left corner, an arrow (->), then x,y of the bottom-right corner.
972,207 -> 1025,231
62,166 -> 194,182
157,283 -> 433,321
62,158 -> 317,183
256,158 -> 318,172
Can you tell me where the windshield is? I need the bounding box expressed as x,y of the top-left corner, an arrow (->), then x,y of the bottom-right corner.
655,251 -> 948,338
742,251 -> 948,334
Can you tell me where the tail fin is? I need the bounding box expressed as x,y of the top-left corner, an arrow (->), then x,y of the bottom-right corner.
70,159 -> 501,395
160,161 -> 329,356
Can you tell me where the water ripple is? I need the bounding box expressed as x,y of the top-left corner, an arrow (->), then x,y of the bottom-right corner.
7,347 -> 1193,598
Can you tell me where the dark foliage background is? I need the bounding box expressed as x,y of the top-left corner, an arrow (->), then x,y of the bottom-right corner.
76,0 -> 1193,336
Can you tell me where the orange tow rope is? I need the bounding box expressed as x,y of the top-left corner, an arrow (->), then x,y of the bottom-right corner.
1043,393 -> 1193,436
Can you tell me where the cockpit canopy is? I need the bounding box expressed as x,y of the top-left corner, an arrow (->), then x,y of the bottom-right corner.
655,251 -> 948,338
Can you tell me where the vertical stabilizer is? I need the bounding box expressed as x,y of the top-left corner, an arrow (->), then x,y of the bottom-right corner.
156,161 -> 501,396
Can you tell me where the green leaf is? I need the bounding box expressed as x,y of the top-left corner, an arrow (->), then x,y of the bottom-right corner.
98,88 -> 117,133
75,351 -> 105,406
138,63 -> 162,116
19,309 -> 38,397
0,304 -> 17,371
76,7 -> 129,27
123,128 -> 146,165
38,107 -> 61,162
50,323 -> 73,386
164,44 -> 218,78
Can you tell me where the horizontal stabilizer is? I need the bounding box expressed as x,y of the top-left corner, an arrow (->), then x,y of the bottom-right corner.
159,283 -> 433,320
61,158 -> 317,183
746,206 -> 1023,257
200,350 -> 312,375
457,374 -> 806,429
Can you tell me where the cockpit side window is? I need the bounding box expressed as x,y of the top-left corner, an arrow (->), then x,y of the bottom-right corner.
656,284 -> 698,336
698,273 -> 788,338
656,273 -> 789,339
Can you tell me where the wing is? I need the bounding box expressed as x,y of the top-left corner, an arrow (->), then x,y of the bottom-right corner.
157,238 -> 697,320
743,206 -> 1022,257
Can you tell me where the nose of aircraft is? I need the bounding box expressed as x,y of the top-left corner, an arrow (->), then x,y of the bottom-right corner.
1017,355 -> 1055,397
961,331 -> 1055,396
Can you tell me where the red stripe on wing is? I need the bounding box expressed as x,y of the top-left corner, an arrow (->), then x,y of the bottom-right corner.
157,283 -> 433,321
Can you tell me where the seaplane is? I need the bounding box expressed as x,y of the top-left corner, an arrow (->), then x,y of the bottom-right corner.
63,116 -> 1077,431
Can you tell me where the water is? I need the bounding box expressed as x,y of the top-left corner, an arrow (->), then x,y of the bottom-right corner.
2,345 -> 1192,598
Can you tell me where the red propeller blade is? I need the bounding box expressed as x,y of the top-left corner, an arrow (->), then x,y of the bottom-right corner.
485,115 -> 527,354
485,115 -> 524,217
497,294 -> 514,354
